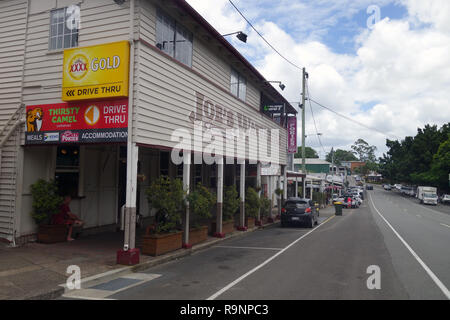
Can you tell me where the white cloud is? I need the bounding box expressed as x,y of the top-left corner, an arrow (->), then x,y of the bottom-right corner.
186,0 -> 450,158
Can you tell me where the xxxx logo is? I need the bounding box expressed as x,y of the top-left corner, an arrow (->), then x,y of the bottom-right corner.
68,54 -> 88,80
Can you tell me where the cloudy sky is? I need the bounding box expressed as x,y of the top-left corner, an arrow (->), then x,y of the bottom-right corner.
186,0 -> 450,159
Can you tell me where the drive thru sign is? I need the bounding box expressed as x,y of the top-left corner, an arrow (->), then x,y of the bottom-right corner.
62,41 -> 130,101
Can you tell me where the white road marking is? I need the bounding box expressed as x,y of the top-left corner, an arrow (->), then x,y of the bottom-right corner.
214,246 -> 283,251
440,223 -> 450,229
207,215 -> 335,300
62,273 -> 161,300
369,194 -> 450,300
416,214 -> 422,218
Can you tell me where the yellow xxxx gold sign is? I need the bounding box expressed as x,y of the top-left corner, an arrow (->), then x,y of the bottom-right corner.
62,41 -> 130,101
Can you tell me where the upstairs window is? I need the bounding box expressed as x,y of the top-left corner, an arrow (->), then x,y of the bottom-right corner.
231,68 -> 246,100
156,9 -> 193,67
49,5 -> 80,50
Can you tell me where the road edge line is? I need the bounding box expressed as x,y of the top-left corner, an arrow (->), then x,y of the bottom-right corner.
206,215 -> 335,300
368,193 -> 450,300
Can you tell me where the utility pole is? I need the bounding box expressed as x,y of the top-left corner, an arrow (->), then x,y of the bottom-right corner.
331,147 -> 335,195
301,68 -> 307,198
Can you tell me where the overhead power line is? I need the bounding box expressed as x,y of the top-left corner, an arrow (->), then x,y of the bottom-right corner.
306,79 -> 327,155
228,0 -> 303,71
307,96 -> 401,140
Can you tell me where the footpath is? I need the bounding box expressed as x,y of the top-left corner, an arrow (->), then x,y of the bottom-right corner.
0,207 -> 298,300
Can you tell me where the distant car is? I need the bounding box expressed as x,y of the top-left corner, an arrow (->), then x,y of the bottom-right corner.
281,198 -> 319,228
342,195 -> 358,208
441,194 -> 450,204
383,184 -> 391,190
366,185 -> 373,190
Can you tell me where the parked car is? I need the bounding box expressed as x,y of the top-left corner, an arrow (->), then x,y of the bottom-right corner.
440,194 -> 450,205
342,195 -> 358,208
383,184 -> 392,191
281,198 -> 319,228
366,185 -> 373,190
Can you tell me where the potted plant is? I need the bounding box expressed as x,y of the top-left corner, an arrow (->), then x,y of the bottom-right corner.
213,185 -> 239,235
186,182 -> 215,245
30,179 -> 65,243
275,188 -> 283,219
142,176 -> 185,256
245,187 -> 260,228
260,196 -> 271,225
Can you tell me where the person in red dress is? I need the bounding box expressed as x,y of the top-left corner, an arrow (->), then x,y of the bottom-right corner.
52,195 -> 84,241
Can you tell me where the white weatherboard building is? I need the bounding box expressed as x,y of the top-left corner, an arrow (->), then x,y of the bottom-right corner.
0,0 -> 296,257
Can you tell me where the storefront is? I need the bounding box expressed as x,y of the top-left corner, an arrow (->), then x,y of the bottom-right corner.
1,1 -> 294,263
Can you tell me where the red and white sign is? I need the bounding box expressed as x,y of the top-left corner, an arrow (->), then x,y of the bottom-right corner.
25,99 -> 128,144
287,116 -> 297,154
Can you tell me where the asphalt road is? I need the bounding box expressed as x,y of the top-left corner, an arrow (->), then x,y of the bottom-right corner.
65,186 -> 450,300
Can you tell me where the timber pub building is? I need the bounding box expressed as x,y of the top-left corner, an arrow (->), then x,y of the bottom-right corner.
0,0 -> 297,262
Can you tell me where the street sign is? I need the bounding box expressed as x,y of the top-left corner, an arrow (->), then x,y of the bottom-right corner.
263,104 -> 284,113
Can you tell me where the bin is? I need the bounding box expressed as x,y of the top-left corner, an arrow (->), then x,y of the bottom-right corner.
334,202 -> 343,216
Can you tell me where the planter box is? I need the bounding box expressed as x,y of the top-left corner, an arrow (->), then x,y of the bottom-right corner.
211,219 -> 235,235
222,220 -> 235,234
245,217 -> 255,228
142,231 -> 182,256
37,224 -> 68,244
186,226 -> 208,246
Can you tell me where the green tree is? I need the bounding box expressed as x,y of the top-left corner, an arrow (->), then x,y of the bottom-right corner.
378,123 -> 450,187
146,176 -> 185,233
325,149 -> 358,165
30,179 -> 63,225
351,138 -> 377,162
294,146 -> 319,159
187,182 -> 216,228
223,185 -> 240,221
245,187 -> 261,218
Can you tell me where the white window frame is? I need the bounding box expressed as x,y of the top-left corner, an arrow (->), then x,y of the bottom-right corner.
49,6 -> 80,51
230,68 -> 247,101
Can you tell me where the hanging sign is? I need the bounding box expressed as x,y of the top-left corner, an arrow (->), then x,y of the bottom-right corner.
287,116 -> 297,153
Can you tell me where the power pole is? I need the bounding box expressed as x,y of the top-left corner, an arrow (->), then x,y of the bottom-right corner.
301,68 -> 307,198
331,147 -> 335,195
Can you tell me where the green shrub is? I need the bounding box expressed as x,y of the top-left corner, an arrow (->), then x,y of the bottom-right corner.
30,179 -> 63,225
260,196 -> 271,218
146,176 -> 185,234
275,188 -> 283,196
223,185 -> 240,221
245,187 -> 260,218
187,182 -> 216,228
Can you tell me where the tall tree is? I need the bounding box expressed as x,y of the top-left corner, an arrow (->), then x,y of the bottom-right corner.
379,122 -> 450,189
294,146 -> 319,159
351,139 -> 377,162
325,149 -> 357,165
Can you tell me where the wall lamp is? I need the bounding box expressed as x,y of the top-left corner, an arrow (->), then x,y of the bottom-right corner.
221,31 -> 248,43
265,81 -> 286,91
